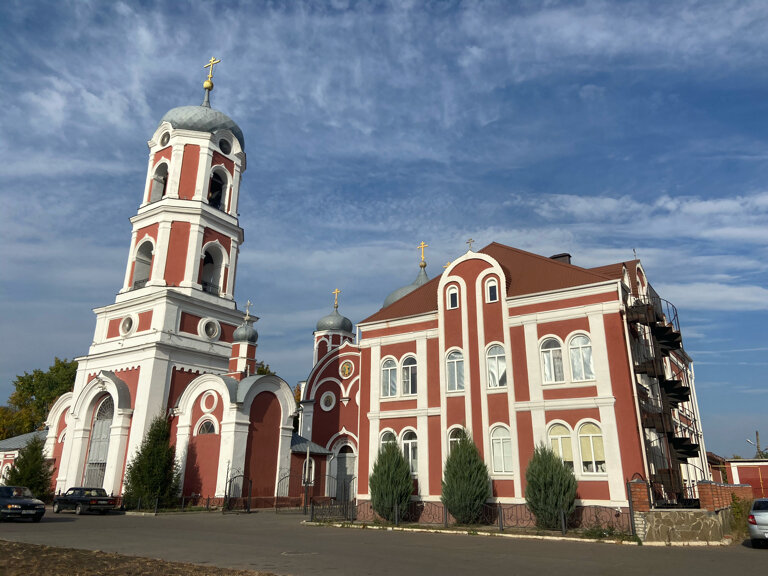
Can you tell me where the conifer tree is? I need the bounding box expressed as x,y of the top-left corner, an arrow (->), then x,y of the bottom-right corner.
5,434 -> 53,502
369,440 -> 412,522
441,429 -> 491,524
525,444 -> 577,530
122,415 -> 181,509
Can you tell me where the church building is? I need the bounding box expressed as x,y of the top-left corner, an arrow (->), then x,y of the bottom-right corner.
2,63 -> 711,515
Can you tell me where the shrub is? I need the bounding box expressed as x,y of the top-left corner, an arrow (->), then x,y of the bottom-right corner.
5,433 -> 52,502
441,430 -> 491,524
369,441 -> 412,522
122,415 -> 181,509
730,494 -> 752,542
525,443 -> 577,530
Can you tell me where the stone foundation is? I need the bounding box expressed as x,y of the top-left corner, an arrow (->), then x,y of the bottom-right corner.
636,509 -> 729,543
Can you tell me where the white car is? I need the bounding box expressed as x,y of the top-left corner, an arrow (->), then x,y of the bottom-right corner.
748,498 -> 768,548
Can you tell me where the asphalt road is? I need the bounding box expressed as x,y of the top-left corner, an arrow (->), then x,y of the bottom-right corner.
0,509 -> 762,576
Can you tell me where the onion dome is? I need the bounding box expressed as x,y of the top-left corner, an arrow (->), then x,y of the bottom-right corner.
383,261 -> 429,308
316,308 -> 353,333
159,59 -> 245,149
316,289 -> 353,332
234,302 -> 258,343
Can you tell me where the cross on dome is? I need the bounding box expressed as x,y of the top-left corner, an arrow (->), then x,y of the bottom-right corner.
202,56 -> 221,107
332,288 -> 341,310
466,238 -> 475,251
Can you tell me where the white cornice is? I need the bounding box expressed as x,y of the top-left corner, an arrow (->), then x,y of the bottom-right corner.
513,396 -> 616,411
368,407 -> 442,420
507,301 -> 622,326
358,310 -> 437,331
359,329 -> 439,348
506,281 -> 619,308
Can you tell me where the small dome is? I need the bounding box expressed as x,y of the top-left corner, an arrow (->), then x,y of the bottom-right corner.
159,105 -> 245,150
383,265 -> 429,308
233,321 -> 258,343
316,309 -> 353,333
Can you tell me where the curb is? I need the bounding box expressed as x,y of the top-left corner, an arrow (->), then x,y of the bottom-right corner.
303,521 -> 731,547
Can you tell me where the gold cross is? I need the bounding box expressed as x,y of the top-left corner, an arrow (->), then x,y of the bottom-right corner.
204,57 -> 221,81
466,238 -> 475,251
417,241 -> 429,262
332,288 -> 340,309
443,262 -> 452,269
244,299 -> 252,321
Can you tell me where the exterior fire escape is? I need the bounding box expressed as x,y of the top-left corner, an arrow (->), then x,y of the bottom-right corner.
627,286 -> 701,506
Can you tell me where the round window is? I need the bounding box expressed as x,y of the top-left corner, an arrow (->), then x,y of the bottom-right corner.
120,316 -> 135,336
204,321 -> 218,338
320,391 -> 336,412
219,139 -> 232,154
198,318 -> 221,341
160,132 -> 170,146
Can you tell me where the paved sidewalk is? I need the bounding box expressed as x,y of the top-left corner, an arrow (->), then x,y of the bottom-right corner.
0,509 -> 761,576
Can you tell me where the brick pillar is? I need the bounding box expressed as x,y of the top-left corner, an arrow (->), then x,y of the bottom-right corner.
629,479 -> 651,512
698,481 -> 715,511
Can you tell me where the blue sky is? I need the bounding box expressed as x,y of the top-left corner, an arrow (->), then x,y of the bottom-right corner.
0,1 -> 766,458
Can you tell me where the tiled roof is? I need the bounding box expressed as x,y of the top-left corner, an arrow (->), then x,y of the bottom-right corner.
362,242 -> 621,324
0,429 -> 47,452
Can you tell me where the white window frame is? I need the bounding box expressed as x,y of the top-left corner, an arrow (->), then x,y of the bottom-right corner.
486,344 -> 507,389
447,286 -> 459,310
401,429 -> 418,476
490,425 -> 513,474
302,457 -> 315,485
485,278 -> 499,303
577,421 -> 606,475
568,334 -> 595,382
381,358 -> 398,398
540,337 -> 565,384
447,426 -> 464,455
446,350 -> 465,393
401,356 -> 417,396
547,422 -> 574,470
379,430 -> 396,452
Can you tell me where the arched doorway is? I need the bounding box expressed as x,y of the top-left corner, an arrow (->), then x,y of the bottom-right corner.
84,396 -> 113,488
336,445 -> 356,501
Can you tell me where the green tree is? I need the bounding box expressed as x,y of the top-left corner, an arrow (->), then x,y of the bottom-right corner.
256,362 -> 275,376
525,444 -> 578,531
0,358 -> 77,440
441,430 -> 491,524
369,441 -> 413,522
122,415 -> 181,509
5,434 -> 53,502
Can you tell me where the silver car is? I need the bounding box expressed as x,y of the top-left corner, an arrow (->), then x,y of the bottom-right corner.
749,498 -> 768,548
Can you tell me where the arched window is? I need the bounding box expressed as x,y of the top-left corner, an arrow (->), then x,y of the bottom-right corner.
447,286 -> 459,310
381,359 -> 397,398
485,278 -> 499,303
197,420 -> 216,435
201,247 -> 224,295
490,426 -> 513,474
446,350 -> 464,392
402,357 -> 417,396
569,335 -> 595,381
208,171 -> 226,210
578,423 -> 606,473
380,430 -> 396,451
149,163 -> 168,203
486,344 -> 507,388
402,430 -> 418,475
132,241 -> 153,289
448,427 -> 464,454
302,457 -> 315,485
84,396 -> 114,488
540,338 -> 564,383
548,424 -> 574,470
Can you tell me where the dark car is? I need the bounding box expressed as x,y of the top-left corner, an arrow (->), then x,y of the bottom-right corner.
748,497 -> 768,548
0,486 -> 46,522
53,487 -> 117,515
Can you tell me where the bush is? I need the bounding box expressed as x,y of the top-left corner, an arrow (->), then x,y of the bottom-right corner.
730,494 -> 752,542
441,430 -> 491,524
122,416 -> 181,509
525,444 -> 577,530
5,433 -> 53,502
369,441 -> 412,522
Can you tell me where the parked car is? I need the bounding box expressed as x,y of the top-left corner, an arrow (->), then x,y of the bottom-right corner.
749,498 -> 768,548
0,486 -> 46,522
53,487 -> 117,515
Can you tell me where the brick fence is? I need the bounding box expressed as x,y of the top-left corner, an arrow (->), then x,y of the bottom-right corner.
628,478 -> 753,512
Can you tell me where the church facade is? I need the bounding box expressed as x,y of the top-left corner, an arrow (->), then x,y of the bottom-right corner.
2,67 -> 710,513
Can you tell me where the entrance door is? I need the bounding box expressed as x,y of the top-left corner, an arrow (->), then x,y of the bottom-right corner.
335,446 -> 356,501
84,397 -> 114,488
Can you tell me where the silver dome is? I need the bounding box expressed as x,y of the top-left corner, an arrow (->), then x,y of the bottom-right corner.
383,266 -> 429,308
233,322 -> 258,343
316,309 -> 353,333
159,105 -> 245,150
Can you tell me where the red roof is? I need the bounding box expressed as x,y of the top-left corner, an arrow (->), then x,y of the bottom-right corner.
362,242 -> 626,324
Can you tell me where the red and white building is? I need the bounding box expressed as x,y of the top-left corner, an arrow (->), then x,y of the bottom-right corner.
301,245 -> 711,509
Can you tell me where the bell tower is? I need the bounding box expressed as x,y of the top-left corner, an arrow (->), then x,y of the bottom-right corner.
57,60 -> 252,496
